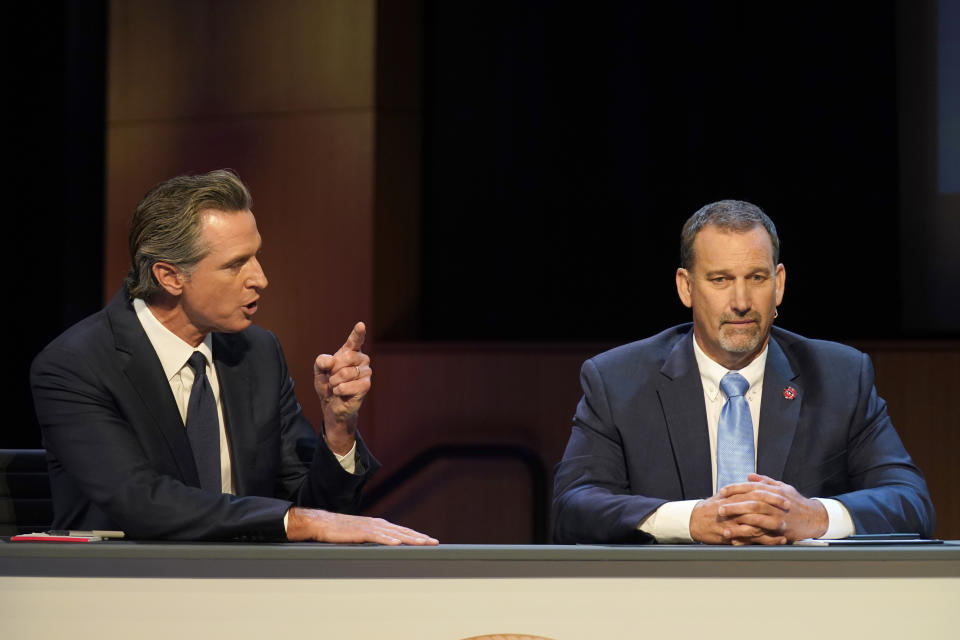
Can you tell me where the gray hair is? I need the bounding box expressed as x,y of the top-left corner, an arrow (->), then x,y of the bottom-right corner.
680,199 -> 780,270
125,169 -> 253,300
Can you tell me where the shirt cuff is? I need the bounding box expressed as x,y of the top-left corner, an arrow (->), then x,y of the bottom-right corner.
284,441 -> 358,535
812,497 -> 856,539
637,499 -> 700,543
334,441 -> 357,474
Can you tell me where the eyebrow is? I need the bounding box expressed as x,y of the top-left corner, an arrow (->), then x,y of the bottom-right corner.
220,246 -> 261,269
703,267 -> 772,277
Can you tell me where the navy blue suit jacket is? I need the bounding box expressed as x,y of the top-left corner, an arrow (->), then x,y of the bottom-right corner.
552,324 -> 935,543
30,289 -> 379,540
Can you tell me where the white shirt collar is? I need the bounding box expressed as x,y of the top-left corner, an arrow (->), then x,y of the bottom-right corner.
133,297 -> 214,380
691,332 -> 768,401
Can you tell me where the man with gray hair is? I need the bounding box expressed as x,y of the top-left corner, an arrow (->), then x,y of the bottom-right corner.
31,169 -> 436,544
553,200 -> 934,544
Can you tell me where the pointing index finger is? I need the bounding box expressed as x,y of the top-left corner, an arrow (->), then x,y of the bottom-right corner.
341,321 -> 366,352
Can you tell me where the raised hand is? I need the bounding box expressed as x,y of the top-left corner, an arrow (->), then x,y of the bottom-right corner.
314,322 -> 372,453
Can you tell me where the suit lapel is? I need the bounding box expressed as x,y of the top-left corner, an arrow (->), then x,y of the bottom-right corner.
212,332 -> 254,496
106,290 -> 200,487
756,336 -> 802,480
657,331 -> 713,498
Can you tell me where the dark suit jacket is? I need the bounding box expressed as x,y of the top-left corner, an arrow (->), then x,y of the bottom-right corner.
30,289 -> 379,540
552,324 -> 935,543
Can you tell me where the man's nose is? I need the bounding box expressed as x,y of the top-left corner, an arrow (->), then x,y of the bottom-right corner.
247,258 -> 268,290
730,279 -> 751,313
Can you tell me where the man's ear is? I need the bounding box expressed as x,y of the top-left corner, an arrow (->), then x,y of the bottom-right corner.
676,268 -> 693,308
152,261 -> 185,296
774,263 -> 786,306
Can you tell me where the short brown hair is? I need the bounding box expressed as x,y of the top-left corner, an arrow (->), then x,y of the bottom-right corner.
125,169 -> 252,300
680,199 -> 780,270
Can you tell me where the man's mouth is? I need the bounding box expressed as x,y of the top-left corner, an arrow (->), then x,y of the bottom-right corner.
722,317 -> 758,328
243,300 -> 259,314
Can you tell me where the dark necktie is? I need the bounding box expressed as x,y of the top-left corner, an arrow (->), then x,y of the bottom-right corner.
186,351 -> 221,492
716,372 -> 754,489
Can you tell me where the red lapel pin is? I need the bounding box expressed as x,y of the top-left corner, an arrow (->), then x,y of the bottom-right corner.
783,386 -> 797,400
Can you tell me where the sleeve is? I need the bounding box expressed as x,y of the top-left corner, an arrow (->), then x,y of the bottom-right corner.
32,345 -> 290,541
831,353 -> 936,537
551,358 -> 668,544
269,333 -> 380,518
813,498 -> 856,539
638,499 -> 699,542
333,442 -> 358,474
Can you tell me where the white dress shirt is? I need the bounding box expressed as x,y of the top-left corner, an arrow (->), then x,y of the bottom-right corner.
133,298 -> 357,497
639,335 -> 855,542
134,298 -> 236,493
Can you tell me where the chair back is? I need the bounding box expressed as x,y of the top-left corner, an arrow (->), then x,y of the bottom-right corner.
0,449 -> 53,535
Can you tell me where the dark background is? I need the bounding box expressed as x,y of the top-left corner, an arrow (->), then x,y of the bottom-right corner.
9,2 -> 106,449
421,2 -> 907,342
7,1 -> 958,450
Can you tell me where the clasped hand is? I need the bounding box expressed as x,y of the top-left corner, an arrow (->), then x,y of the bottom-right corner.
689,473 -> 828,545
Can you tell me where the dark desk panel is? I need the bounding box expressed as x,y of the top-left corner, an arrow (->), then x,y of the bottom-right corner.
2,541 -> 959,578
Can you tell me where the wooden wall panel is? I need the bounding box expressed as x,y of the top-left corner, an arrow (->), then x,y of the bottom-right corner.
372,0 -> 422,338
372,458 -> 536,544
106,0 -> 378,430
106,113 -> 375,429
365,344 -> 593,542
866,343 -> 960,541
366,344 -> 588,476
108,0 -> 374,120
373,111 -> 421,338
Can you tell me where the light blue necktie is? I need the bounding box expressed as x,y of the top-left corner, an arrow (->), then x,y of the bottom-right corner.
716,372 -> 754,489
